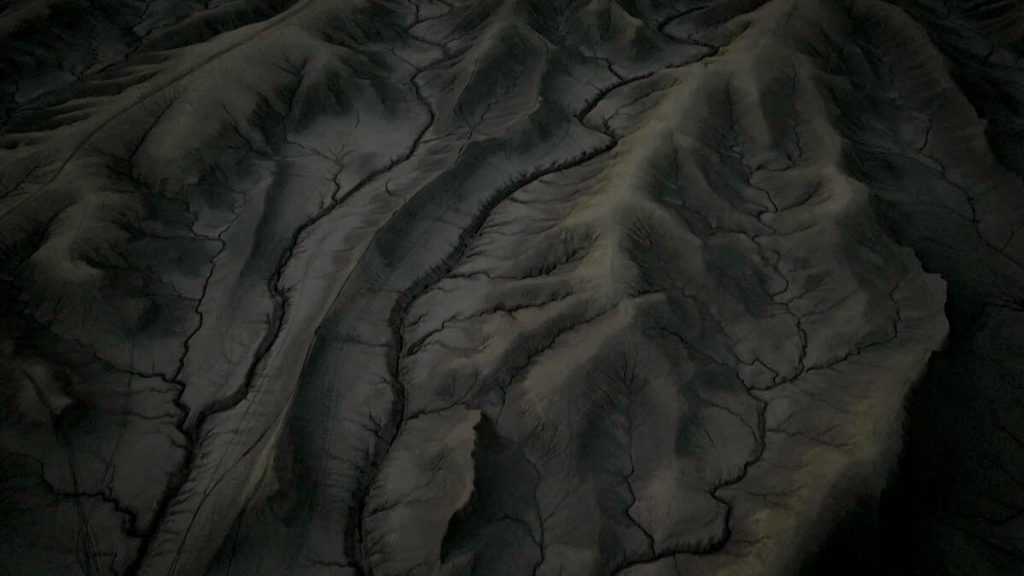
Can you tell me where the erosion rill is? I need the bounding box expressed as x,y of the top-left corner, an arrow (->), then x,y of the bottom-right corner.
1,0 -> 1022,575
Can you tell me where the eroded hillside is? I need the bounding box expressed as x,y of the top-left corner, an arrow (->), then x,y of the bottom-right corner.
1,0 -> 1022,574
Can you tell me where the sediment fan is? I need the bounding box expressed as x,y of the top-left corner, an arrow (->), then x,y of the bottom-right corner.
0,0 -> 1022,575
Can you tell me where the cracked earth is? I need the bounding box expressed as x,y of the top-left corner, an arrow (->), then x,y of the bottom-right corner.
1,0 -> 1023,574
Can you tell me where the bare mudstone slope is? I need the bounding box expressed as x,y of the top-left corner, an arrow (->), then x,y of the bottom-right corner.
0,0 -> 1021,574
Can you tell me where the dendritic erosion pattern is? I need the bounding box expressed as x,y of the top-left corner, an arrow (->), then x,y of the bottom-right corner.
0,0 -> 1021,575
